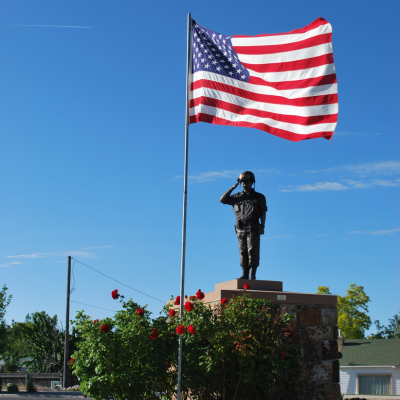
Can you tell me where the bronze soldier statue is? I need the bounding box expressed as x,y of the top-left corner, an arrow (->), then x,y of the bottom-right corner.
220,171 -> 267,280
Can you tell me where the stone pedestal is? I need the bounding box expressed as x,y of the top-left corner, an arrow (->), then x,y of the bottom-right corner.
179,279 -> 341,400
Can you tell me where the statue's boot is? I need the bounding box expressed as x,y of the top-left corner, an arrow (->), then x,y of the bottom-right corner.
238,266 -> 249,279
249,267 -> 257,280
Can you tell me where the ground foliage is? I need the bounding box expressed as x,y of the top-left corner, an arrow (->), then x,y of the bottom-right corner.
71,289 -> 303,400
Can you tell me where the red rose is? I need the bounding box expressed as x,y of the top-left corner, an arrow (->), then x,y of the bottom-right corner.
196,289 -> 205,300
111,289 -> 120,300
287,384 -> 291,390
184,301 -> 194,312
166,362 -> 171,368
150,328 -> 159,340
221,298 -> 227,305
187,325 -> 196,335
275,380 -> 281,386
69,357 -> 73,364
93,319 -> 99,324
169,309 -> 176,317
189,296 -> 196,300
280,350 -> 286,358
243,284 -> 250,290
176,325 -> 185,335
137,308 -> 144,317
175,296 -> 180,305
100,324 -> 110,333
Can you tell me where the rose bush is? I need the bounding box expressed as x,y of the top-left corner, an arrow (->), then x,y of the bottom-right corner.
172,292 -> 303,400
71,290 -> 302,400
71,298 -> 177,400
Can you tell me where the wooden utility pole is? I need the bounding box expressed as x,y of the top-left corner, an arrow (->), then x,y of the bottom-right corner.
63,256 -> 71,388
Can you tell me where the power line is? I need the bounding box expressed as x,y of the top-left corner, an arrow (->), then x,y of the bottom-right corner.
69,259 -> 77,295
72,258 -> 165,303
71,300 -> 117,313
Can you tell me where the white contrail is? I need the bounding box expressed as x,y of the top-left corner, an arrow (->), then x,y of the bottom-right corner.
1,24 -> 90,28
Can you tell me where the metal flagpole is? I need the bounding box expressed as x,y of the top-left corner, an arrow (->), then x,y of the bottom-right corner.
177,12 -> 193,400
63,256 -> 72,388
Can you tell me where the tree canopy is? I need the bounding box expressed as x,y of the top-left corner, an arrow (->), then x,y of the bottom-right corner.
1,321 -> 29,372
317,284 -> 371,339
368,311 -> 400,339
0,285 -> 12,355
22,311 -> 65,372
1,309 -> 81,373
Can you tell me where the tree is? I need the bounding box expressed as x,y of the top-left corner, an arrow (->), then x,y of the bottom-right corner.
23,312 -> 65,372
368,312 -> 400,339
317,284 -> 371,339
1,321 -> 29,372
0,285 -> 12,355
1,311 -> 81,373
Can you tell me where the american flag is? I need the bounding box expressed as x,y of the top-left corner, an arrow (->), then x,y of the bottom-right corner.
189,18 -> 338,142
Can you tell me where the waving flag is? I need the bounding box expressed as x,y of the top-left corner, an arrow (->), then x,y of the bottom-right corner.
189,18 -> 338,142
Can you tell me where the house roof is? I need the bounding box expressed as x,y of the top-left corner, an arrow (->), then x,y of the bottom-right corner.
340,339 -> 400,367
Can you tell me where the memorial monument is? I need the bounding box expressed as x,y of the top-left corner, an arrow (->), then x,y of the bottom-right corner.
220,171 -> 267,280
172,171 -> 340,399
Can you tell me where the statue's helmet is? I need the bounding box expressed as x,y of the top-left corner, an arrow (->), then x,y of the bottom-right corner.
237,171 -> 255,183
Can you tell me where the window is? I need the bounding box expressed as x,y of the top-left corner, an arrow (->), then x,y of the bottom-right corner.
358,375 -> 391,395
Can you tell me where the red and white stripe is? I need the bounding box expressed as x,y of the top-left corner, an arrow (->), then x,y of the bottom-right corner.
189,17 -> 338,142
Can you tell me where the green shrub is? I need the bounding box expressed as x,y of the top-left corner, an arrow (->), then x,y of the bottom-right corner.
343,398 -> 368,400
7,383 -> 19,393
72,298 -> 175,400
26,379 -> 36,393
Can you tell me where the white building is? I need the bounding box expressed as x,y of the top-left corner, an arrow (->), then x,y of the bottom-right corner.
339,338 -> 400,396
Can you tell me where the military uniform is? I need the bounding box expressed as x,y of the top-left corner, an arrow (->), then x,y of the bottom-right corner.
224,190 -> 267,270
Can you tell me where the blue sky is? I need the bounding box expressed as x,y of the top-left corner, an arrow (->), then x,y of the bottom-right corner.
1,0 -> 399,336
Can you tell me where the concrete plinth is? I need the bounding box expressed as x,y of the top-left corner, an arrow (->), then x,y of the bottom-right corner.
200,279 -> 337,307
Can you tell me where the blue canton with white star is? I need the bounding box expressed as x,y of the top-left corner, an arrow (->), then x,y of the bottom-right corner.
192,22 -> 250,82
